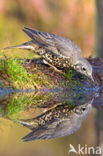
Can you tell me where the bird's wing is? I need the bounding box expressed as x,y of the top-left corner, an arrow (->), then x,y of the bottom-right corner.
21,118 -> 80,141
23,27 -> 82,58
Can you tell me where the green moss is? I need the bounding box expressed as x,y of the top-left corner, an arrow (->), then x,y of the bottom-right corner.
0,55 -> 84,89
32,72 -> 55,88
0,52 -> 56,89
0,57 -> 36,89
64,68 -> 81,87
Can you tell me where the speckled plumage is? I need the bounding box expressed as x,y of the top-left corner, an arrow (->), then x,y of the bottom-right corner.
19,101 -> 92,141
3,27 -> 94,81
22,27 -> 82,68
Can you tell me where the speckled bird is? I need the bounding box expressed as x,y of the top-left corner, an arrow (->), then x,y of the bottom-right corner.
4,27 -> 94,81
19,101 -> 92,141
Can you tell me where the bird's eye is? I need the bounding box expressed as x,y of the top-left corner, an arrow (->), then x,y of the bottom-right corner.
82,67 -> 86,71
82,107 -> 86,111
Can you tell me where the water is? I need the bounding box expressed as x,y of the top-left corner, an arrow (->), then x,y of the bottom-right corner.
0,85 -> 102,156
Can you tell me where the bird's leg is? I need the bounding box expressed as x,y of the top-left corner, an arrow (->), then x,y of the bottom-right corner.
43,60 -> 63,74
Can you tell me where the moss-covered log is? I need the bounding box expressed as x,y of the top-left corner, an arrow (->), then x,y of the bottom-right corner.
0,57 -> 84,90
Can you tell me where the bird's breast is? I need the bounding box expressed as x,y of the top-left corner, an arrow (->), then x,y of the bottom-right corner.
36,49 -> 71,68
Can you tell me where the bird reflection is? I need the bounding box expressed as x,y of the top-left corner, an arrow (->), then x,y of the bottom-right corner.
19,98 -> 93,141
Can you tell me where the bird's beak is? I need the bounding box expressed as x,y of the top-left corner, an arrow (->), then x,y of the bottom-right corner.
89,75 -> 95,83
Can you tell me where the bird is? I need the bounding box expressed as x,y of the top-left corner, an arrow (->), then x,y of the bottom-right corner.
19,100 -> 93,141
3,27 -> 94,81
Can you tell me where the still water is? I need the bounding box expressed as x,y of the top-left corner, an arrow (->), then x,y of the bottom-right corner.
0,85 -> 102,156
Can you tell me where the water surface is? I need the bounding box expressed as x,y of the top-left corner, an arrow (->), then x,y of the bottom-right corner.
0,86 -> 102,156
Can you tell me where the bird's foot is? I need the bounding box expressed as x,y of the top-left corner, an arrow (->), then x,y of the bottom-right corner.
43,60 -> 63,74
50,66 -> 63,74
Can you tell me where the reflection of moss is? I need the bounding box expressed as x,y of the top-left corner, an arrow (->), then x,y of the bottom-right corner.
30,92 -> 56,106
4,92 -> 56,119
5,93 -> 34,119
0,86 -> 91,120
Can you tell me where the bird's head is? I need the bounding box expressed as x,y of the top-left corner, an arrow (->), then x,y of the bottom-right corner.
74,58 -> 94,82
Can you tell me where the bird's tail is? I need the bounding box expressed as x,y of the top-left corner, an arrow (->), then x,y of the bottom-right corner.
2,41 -> 35,51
